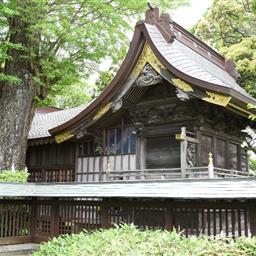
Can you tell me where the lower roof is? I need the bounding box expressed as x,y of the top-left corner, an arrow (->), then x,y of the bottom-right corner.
1,179 -> 256,199
29,105 -> 87,140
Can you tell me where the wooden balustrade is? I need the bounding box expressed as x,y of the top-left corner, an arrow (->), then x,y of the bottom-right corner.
28,167 -> 75,182
28,166 -> 253,183
0,198 -> 255,245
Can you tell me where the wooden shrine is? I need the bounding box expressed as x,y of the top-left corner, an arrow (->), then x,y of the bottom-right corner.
1,7 -> 256,245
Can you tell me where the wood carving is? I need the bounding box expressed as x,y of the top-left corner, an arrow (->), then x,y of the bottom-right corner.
241,147 -> 248,172
187,142 -> 197,167
129,103 -> 185,124
135,64 -> 162,87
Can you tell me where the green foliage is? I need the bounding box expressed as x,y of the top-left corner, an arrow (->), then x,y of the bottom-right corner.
0,169 -> 29,183
249,157 -> 256,173
0,0 -> 189,107
193,0 -> 256,98
38,80 -> 92,108
221,37 -> 256,97
33,224 -> 256,256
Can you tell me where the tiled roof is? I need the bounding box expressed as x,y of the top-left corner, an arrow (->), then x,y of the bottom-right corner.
1,179 -> 256,198
145,24 -> 255,101
28,105 -> 87,140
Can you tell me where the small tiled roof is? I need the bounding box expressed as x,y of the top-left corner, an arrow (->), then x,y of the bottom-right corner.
145,24 -> 255,102
1,179 -> 256,199
28,105 -> 87,140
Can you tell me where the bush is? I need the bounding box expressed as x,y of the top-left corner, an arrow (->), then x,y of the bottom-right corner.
0,169 -> 29,183
33,224 -> 256,256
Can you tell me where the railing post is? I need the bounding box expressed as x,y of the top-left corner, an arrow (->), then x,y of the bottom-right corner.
106,160 -> 111,179
176,127 -> 187,178
208,152 -> 214,179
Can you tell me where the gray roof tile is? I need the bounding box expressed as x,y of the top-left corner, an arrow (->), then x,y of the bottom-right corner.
1,179 -> 256,199
28,105 -> 87,140
145,24 -> 255,101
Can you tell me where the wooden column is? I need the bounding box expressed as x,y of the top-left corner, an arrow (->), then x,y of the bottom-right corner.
249,202 -> 256,236
176,127 -> 187,178
51,199 -> 59,237
180,140 -> 187,178
30,197 -> 37,242
101,200 -> 110,229
164,202 -> 173,230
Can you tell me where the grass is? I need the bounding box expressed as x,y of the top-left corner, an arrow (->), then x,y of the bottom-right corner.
33,224 -> 256,256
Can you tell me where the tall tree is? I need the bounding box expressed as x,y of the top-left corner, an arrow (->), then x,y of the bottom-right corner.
0,0 -> 189,170
193,0 -> 256,154
193,0 -> 256,97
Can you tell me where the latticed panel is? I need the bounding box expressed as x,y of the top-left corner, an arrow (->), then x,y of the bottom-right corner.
109,206 -> 165,229
172,207 -> 249,238
0,202 -> 31,238
58,204 -> 101,234
35,204 -> 52,236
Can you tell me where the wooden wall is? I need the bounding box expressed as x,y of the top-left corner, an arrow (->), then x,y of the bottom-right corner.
0,198 -> 255,245
26,142 -> 77,182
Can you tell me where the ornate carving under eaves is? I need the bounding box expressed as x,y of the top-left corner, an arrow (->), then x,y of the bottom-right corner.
135,64 -> 162,87
187,142 -> 197,167
129,104 -> 186,124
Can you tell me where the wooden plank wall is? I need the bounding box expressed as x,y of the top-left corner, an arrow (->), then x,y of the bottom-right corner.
0,199 -> 255,245
76,155 -> 136,182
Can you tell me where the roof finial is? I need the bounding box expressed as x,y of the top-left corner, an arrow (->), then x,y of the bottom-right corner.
144,5 -> 175,43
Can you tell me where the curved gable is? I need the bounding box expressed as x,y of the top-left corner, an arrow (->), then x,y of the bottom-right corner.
44,7 -> 256,142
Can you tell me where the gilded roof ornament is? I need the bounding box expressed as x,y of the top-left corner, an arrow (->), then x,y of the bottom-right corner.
55,131 -> 74,144
203,91 -> 231,107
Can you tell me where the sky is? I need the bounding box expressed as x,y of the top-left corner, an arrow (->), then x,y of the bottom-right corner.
90,0 -> 212,83
173,0 -> 212,28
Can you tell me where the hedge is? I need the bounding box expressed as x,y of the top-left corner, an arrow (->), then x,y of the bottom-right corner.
33,224 -> 256,256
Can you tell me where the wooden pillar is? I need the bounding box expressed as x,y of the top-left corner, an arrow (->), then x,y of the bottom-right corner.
249,202 -> 256,236
30,197 -> 37,242
176,127 -> 187,178
101,200 -> 110,229
51,199 -> 59,237
164,202 -> 173,230
180,140 -> 187,178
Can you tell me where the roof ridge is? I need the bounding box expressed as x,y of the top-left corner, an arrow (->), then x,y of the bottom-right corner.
143,6 -> 240,81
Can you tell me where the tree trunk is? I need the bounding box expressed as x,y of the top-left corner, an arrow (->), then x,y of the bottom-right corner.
0,13 -> 36,170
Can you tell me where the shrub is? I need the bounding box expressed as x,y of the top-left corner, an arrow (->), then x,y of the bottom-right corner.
0,169 -> 29,183
33,224 -> 256,256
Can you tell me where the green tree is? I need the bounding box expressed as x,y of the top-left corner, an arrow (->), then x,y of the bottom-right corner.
0,0 -> 189,169
193,0 -> 256,97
